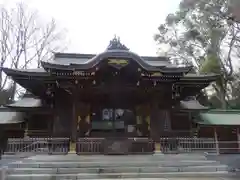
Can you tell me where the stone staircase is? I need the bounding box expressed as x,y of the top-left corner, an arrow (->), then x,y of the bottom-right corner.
1,154 -> 238,179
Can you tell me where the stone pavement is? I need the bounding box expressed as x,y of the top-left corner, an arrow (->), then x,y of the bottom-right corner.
3,177 -> 239,180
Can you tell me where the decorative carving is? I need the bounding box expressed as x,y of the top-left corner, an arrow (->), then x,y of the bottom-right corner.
107,35 -> 129,51
109,141 -> 121,151
172,84 -> 180,99
104,139 -> 129,154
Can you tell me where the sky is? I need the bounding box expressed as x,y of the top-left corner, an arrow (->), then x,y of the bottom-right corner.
0,0 -> 181,56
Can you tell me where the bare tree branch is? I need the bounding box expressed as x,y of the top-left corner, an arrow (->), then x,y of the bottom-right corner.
0,2 -> 67,99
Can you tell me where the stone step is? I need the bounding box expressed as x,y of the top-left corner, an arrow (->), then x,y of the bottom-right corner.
8,160 -> 221,168
23,154 -> 208,162
5,171 -> 237,180
5,165 -> 229,175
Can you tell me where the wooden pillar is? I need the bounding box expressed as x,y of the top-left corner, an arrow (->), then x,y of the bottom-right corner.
188,112 -> 192,136
135,105 -> 143,136
0,126 -> 6,158
150,101 -> 161,152
24,121 -> 29,138
71,95 -> 77,142
69,88 -> 78,153
214,127 -> 219,154
237,127 -> 240,152
85,109 -> 91,136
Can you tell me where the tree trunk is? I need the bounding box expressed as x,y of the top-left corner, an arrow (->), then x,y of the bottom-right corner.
219,78 -> 227,109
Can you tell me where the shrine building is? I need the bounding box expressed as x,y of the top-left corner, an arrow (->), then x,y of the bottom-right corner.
1,37 -> 240,154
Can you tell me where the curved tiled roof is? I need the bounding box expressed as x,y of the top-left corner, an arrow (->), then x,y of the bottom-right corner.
40,51 -> 193,74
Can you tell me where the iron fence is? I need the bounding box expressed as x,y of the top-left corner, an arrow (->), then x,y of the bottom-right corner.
3,137 -> 240,155
159,137 -> 240,154
5,137 -> 70,155
76,137 -> 155,155
218,141 -> 240,154
76,138 -> 104,155
129,137 -> 155,154
159,137 -> 216,153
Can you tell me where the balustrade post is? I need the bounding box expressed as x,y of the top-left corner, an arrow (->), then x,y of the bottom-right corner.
214,127 -> 219,154
1,166 -> 7,180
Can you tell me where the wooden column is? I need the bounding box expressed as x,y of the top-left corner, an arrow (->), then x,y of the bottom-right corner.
71,89 -> 77,142
237,127 -> 240,152
84,105 -> 91,136
135,105 -> 142,136
150,101 -> 161,152
24,120 -> 29,138
0,125 -> 6,158
69,87 -> 78,153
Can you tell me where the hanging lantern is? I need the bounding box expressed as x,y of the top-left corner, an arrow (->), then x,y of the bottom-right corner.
229,0 -> 240,22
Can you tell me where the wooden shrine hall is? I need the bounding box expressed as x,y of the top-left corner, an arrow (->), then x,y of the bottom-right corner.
1,37 -> 238,154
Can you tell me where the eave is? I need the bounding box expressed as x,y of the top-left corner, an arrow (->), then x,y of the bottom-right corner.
179,74 -> 219,84
5,97 -> 42,108
179,99 -> 210,111
195,110 -> 240,126
2,68 -> 52,97
0,107 -> 24,124
2,67 -> 94,80
2,67 -> 50,77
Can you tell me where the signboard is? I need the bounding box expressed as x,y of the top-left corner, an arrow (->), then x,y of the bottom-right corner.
108,59 -> 129,69
151,72 -> 163,77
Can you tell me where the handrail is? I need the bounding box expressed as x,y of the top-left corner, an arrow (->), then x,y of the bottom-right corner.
16,140 -> 47,153
5,140 -> 48,154
6,138 -> 70,155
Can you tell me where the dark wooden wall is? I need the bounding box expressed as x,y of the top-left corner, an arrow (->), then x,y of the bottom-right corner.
171,112 -> 191,131
52,91 -> 72,137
